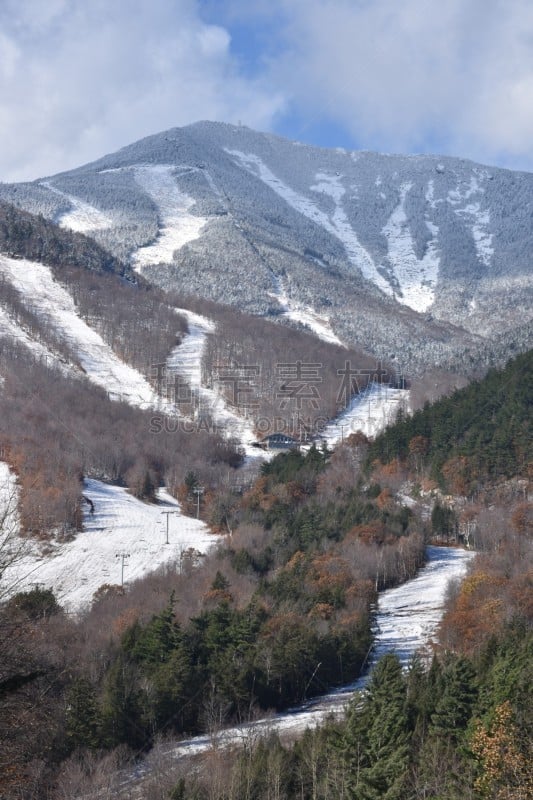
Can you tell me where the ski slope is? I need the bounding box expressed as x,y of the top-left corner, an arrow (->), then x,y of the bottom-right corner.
41,181 -> 113,233
124,545 -> 473,786
269,274 -> 344,346
168,308 -> 267,459
227,150 -> 392,296
0,255 -> 158,408
321,382 -> 408,446
131,165 -> 208,270
1,478 -> 218,612
381,183 -> 440,312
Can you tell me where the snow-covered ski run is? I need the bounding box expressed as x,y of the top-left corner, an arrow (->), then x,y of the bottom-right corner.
0,477 -> 218,613
121,545 -> 474,792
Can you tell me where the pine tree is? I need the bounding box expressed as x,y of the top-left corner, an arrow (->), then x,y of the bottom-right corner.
430,656 -> 477,742
344,653 -> 411,799
65,677 -> 102,751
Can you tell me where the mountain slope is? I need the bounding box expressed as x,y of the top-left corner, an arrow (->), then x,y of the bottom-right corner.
1,122 -> 532,372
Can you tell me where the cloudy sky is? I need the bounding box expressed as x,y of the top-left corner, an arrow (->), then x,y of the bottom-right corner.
1,0 -> 532,181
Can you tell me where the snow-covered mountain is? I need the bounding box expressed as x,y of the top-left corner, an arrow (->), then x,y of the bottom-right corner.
2,121 -> 532,372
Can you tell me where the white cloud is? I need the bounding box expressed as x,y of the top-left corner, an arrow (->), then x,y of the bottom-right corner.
1,0 -> 532,181
0,0 -> 286,181
269,0 -> 533,170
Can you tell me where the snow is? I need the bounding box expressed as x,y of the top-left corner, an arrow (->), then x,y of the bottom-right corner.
447,176 -> 493,267
127,545 -> 473,776
371,545 -> 474,665
131,165 -> 208,269
0,255 -> 158,409
268,274 -> 344,346
226,150 -> 392,295
1,479 -> 218,612
0,304 -> 68,369
168,308 -> 267,460
321,382 -> 408,446
382,183 -> 440,312
167,308 -> 216,395
41,181 -> 112,233
460,204 -> 494,267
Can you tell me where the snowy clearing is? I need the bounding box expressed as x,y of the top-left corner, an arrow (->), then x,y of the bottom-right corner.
0,255 -> 158,409
41,181 -> 113,233
0,304 -> 68,369
1,479 -> 218,613
382,183 -> 440,313
127,545 -> 473,776
226,150 -> 392,295
168,308 -> 266,460
447,176 -> 493,267
371,545 -> 474,665
321,382 -> 408,446
269,274 -> 344,346
131,165 -> 208,269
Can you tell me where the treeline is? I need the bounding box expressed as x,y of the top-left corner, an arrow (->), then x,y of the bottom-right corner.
367,350 -> 532,494
166,624 -> 531,800
0,342 -> 241,534
0,200 -> 125,276
169,293 -> 398,436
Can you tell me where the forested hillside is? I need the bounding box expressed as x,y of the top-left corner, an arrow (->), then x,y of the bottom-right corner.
0,441 -> 426,797
368,349 -> 532,492
0,203 -> 391,536
0,190 -> 530,799
131,354 -> 532,800
4,122 -> 533,373
0,200 -> 126,276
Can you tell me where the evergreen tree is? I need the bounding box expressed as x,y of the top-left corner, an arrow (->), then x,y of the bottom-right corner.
65,677 -> 102,751
344,653 -> 411,799
430,656 -> 477,742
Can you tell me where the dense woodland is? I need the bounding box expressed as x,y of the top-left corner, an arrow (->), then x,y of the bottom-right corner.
1,344 -> 531,797
368,350 -> 532,492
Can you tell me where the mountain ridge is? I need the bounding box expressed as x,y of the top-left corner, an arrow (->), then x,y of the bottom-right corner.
1,121 -> 531,373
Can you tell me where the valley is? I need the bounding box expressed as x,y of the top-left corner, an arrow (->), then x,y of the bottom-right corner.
0,122 -> 530,800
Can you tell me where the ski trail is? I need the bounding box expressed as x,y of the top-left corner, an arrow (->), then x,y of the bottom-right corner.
0,255 -> 158,409
1,478 -> 218,612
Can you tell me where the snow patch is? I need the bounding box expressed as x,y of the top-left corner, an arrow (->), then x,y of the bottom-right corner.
134,546 -> 473,767
321,382 -> 408,445
447,174 -> 493,267
1,479 -> 218,612
269,274 -> 344,346
0,255 -> 158,409
41,181 -> 112,233
168,309 -> 266,460
226,150 -> 392,296
131,165 -> 208,269
459,204 -> 494,267
382,183 -> 440,312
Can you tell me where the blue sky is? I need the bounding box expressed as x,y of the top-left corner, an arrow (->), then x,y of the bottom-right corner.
1,0 -> 532,181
